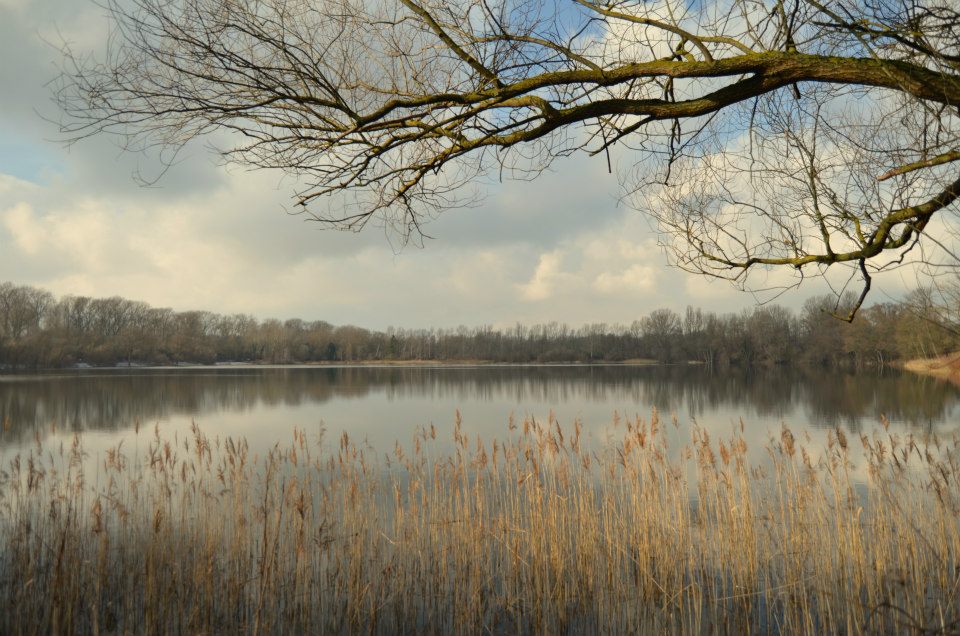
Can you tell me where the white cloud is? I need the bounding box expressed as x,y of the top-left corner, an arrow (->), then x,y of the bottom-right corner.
517,227 -> 664,305
594,264 -> 656,295
3,203 -> 42,254
519,250 -> 570,301
0,174 -> 35,195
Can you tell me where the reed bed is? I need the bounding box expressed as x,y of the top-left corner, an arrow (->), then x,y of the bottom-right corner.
1,411 -> 959,635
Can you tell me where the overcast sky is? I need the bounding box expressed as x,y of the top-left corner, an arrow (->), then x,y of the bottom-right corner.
0,0 -> 918,330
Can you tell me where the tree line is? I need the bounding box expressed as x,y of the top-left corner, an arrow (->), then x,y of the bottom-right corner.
0,282 -> 954,369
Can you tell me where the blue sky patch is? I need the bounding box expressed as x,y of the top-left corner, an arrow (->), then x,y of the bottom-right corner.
0,131 -> 62,184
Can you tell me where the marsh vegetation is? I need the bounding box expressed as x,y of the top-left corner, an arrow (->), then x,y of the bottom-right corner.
1,410 -> 957,634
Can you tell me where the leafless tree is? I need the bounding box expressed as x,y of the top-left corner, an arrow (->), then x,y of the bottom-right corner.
56,0 -> 960,317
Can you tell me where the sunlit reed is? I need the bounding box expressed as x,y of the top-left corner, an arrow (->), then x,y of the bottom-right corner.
1,411 -> 957,634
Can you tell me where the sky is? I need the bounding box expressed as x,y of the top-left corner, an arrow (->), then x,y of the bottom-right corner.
0,0 -> 919,331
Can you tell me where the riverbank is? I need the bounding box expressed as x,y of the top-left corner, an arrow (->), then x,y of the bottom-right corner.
902,352 -> 960,383
229,357 -> 667,367
2,357 -> 670,372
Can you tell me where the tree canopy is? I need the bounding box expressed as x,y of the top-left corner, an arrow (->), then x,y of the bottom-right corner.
57,0 -> 960,317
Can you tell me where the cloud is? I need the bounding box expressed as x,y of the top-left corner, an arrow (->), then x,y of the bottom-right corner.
519,251 -> 570,301
594,264 -> 656,295
3,203 -> 43,254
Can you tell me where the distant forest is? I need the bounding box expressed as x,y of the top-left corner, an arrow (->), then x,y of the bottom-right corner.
0,281 -> 955,369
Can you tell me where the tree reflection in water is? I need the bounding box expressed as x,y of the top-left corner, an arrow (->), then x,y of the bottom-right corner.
0,366 -> 957,446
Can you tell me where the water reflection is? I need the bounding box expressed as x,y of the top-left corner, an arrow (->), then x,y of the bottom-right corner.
1,365 -> 958,448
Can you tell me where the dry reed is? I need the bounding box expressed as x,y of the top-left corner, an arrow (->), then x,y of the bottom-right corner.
1,411 -> 958,635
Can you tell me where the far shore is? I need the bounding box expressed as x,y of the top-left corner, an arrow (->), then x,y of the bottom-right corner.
901,352 -> 960,384
3,358 -> 683,372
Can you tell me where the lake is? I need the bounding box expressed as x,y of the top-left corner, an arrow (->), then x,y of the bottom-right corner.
2,364 -> 957,473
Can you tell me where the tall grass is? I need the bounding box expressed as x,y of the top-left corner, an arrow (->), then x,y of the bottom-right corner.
1,411 -> 958,634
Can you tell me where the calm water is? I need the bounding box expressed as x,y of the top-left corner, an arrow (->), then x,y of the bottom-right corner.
1,365 -> 959,471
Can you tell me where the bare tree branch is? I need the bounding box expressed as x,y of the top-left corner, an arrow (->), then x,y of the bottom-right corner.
53,0 -> 960,315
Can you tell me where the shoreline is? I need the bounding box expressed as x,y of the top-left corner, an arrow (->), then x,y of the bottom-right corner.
901,352 -> 960,384
2,358 -> 674,373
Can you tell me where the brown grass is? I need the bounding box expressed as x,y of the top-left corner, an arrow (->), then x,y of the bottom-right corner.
903,352 -> 960,385
1,411 -> 958,635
